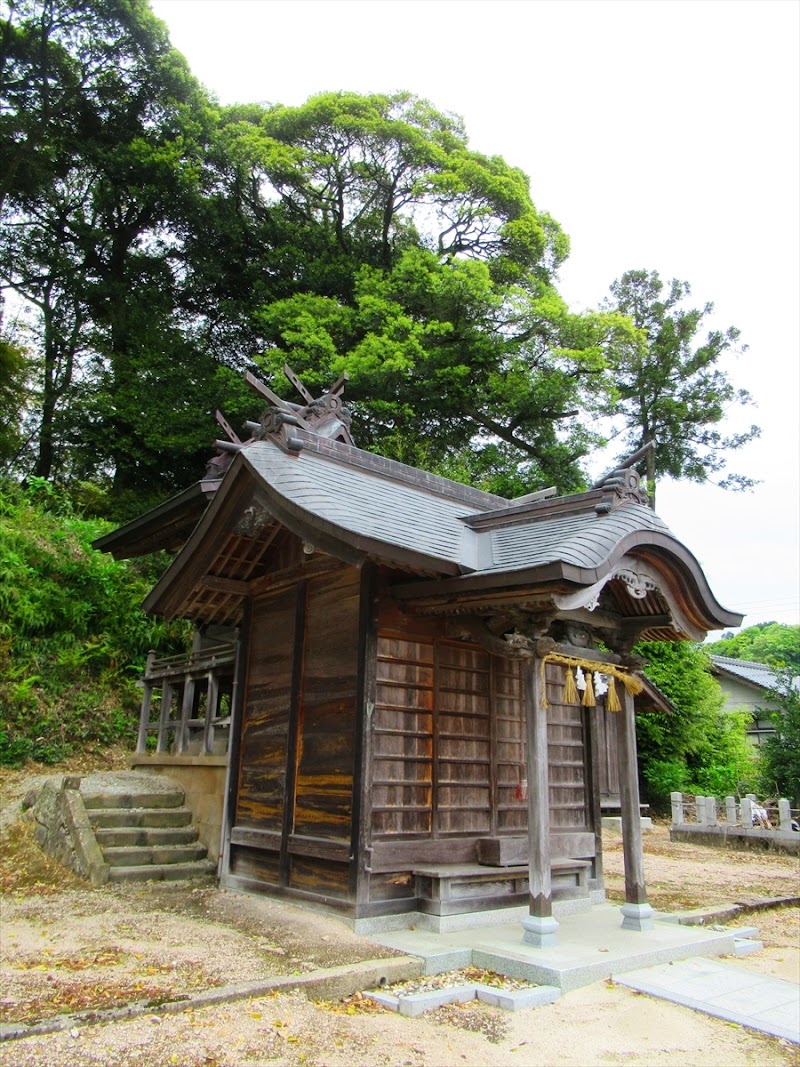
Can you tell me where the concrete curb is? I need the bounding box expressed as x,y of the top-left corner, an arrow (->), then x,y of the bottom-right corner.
0,955 -> 422,1043
366,981 -> 561,1017
661,895 -> 800,927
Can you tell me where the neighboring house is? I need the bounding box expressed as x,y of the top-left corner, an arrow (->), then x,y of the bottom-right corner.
708,655 -> 782,746
95,372 -> 741,931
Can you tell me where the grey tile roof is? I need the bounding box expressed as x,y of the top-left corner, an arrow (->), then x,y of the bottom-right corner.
242,440 -> 485,569
484,503 -> 671,574
240,436 -> 675,577
709,656 -> 781,690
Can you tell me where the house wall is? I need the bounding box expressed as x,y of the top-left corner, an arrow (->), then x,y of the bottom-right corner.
717,676 -> 776,745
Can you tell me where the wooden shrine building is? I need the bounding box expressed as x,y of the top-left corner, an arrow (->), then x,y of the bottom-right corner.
97,372 -> 742,942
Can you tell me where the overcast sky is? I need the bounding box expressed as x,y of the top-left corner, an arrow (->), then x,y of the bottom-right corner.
151,0 -> 799,633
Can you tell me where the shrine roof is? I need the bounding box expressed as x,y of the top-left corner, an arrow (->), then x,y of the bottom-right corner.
98,368 -> 743,637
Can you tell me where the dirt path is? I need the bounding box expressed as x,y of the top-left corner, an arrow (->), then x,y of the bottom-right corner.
1,765 -> 798,1067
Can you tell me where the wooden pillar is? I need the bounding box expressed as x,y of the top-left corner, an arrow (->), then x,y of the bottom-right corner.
220,608 -> 251,881
617,681 -> 654,930
521,655 -> 558,947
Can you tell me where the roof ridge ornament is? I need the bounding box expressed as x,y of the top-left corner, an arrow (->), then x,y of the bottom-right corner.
245,365 -> 354,452
207,367 -> 354,473
592,441 -> 654,513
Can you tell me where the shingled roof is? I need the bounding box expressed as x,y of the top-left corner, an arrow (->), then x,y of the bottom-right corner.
94,368 -> 743,640
708,655 -> 783,691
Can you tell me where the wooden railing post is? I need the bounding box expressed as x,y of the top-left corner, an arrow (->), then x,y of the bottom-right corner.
156,680 -> 173,754
137,651 -> 157,754
176,677 -> 196,754
203,669 -> 219,755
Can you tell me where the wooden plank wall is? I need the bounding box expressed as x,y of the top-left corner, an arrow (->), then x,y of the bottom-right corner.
370,633 -> 529,846
235,588 -> 296,831
293,570 -> 359,840
367,637 -> 596,907
544,661 -> 590,832
228,566 -> 360,903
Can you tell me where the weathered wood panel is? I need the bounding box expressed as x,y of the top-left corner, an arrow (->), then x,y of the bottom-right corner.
493,658 -> 527,832
289,855 -> 350,898
545,661 -> 590,832
293,569 -> 360,839
229,843 -> 281,883
371,635 -> 435,837
235,589 -> 296,828
436,643 -> 492,834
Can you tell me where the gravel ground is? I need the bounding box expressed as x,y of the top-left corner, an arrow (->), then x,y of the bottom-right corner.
1,765 -> 798,1066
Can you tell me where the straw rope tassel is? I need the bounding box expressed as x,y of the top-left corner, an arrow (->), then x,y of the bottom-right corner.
605,675 -> 621,712
581,671 -> 596,706
563,667 -> 579,705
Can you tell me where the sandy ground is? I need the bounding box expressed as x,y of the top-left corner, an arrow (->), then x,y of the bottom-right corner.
1,765 -> 798,1067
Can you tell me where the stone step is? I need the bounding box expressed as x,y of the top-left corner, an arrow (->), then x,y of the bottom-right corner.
107,859 -> 216,883
94,825 -> 200,848
102,843 -> 208,867
88,807 -> 194,829
82,790 -> 185,810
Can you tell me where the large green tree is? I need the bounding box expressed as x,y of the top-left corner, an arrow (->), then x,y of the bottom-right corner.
225,91 -> 632,494
602,270 -> 760,509
0,11 -> 637,507
706,622 -> 800,673
758,673 -> 800,805
0,0 -> 223,506
636,641 -> 755,805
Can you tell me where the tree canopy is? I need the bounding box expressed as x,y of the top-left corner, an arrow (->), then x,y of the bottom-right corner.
1,3 -> 757,519
602,270 -> 759,509
706,623 -> 800,673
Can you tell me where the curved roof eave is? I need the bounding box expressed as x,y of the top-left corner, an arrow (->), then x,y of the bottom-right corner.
393,529 -> 743,632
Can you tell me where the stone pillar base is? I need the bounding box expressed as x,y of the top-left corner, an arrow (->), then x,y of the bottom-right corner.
620,901 -> 655,931
521,914 -> 559,947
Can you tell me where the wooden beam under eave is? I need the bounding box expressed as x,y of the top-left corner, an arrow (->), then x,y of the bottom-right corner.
200,575 -> 251,596
394,587 -> 558,617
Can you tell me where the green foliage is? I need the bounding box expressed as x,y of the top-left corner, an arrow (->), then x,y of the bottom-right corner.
0,316 -> 28,465
758,673 -> 800,804
0,479 -> 189,765
602,270 -> 760,509
706,622 -> 800,673
636,641 -> 756,808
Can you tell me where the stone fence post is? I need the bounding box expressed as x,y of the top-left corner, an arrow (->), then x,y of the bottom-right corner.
705,796 -> 718,826
741,797 -> 753,829
725,796 -> 737,825
778,799 -> 792,831
671,791 -> 684,826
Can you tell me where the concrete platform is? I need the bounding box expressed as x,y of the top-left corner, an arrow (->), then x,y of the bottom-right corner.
617,957 -> 800,1044
367,903 -> 748,993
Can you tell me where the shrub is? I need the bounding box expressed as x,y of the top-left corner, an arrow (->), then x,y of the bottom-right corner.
0,479 -> 189,765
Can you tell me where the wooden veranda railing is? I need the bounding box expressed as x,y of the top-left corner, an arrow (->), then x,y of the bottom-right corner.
137,643 -> 237,757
